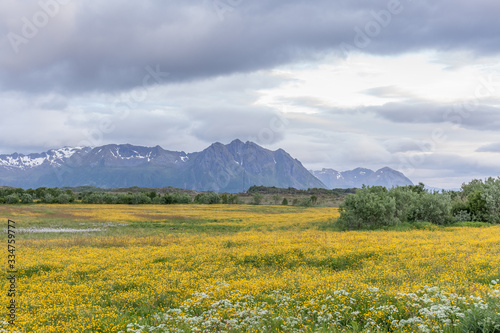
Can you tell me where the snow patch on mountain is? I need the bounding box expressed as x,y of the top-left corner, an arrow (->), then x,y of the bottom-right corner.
0,147 -> 85,169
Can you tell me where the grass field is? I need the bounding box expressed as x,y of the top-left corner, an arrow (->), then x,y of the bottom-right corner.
1,204 -> 499,332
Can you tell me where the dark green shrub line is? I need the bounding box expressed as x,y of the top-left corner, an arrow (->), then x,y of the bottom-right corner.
337,178 -> 500,230
0,186 -> 328,206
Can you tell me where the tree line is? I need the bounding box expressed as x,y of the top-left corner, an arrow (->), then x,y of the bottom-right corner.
0,187 -> 194,205
338,178 -> 500,230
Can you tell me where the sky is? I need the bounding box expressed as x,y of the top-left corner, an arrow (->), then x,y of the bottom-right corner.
1,0 -> 500,189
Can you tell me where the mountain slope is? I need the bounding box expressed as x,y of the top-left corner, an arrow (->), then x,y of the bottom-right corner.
186,140 -> 325,192
0,140 -> 326,192
311,167 -> 413,189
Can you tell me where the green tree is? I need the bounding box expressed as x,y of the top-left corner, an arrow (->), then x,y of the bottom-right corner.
408,191 -> 453,225
20,193 -> 33,204
227,194 -> 239,204
252,193 -> 263,205
482,177 -> 500,224
337,186 -> 398,230
5,194 -> 20,204
57,194 -> 71,204
42,194 -> 54,204
272,195 -> 280,205
281,198 -> 288,205
173,193 -> 192,204
467,190 -> 487,222
194,192 -> 220,204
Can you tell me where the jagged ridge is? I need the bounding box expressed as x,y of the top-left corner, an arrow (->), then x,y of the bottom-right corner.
311,167 -> 413,189
0,140 -> 326,192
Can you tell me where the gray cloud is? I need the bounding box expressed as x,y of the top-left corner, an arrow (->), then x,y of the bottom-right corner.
360,102 -> 500,131
2,0 -> 500,94
361,85 -> 414,99
476,142 -> 500,153
2,0 -> 500,189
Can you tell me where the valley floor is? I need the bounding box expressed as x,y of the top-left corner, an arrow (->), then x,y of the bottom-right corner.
1,204 -> 499,332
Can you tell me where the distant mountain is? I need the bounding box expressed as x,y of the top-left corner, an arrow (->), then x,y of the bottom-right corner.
311,167 -> 413,189
0,140 -> 326,192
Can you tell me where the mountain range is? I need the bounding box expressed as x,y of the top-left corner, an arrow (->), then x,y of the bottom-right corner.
0,140 -> 413,191
311,167 -> 413,189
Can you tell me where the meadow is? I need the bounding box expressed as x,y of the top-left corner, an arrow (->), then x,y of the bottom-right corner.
1,204 -> 499,332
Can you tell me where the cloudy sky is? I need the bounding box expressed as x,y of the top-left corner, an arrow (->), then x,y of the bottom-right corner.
1,0 -> 500,188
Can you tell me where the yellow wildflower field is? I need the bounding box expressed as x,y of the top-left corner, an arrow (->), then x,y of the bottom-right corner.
1,204 -> 499,332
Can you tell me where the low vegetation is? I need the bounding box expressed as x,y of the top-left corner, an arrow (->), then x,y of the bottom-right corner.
0,185 -> 349,207
338,178 -> 500,230
1,204 -> 499,332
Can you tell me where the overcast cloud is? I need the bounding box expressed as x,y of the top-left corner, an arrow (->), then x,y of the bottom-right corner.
1,0 -> 500,188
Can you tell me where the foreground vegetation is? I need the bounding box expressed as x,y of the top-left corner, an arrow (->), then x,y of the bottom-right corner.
1,204 -> 499,332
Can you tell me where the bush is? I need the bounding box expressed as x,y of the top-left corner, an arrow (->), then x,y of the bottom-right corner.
5,194 -> 20,204
130,193 -> 152,205
227,194 -> 239,204
281,198 -> 288,205
252,193 -> 263,205
389,186 -> 416,222
482,178 -> 500,224
408,192 -> 453,225
298,198 -> 313,207
459,177 -> 500,224
57,194 -> 71,204
194,192 -> 220,204
337,186 -> 399,230
454,210 -> 473,222
163,193 -> 192,204
103,193 -> 119,204
42,194 -> 54,204
20,193 -> 33,204
337,185 -> 454,230
82,193 -> 105,204
467,190 -> 488,222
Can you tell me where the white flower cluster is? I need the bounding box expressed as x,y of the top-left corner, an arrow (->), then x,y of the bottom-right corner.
0,320 -> 22,333
121,281 -> 500,333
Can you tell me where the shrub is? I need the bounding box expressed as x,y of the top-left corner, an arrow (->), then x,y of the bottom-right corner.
20,193 -> 33,204
227,194 -> 239,204
130,193 -> 152,205
408,192 -> 453,225
337,186 -> 399,230
337,185 -> 454,230
194,192 -> 220,204
57,194 -> 71,204
5,194 -> 20,204
298,198 -> 312,207
42,194 -> 54,204
467,190 -> 488,222
389,186 -> 416,222
454,210 -> 473,222
252,193 -> 263,205
482,178 -> 500,224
